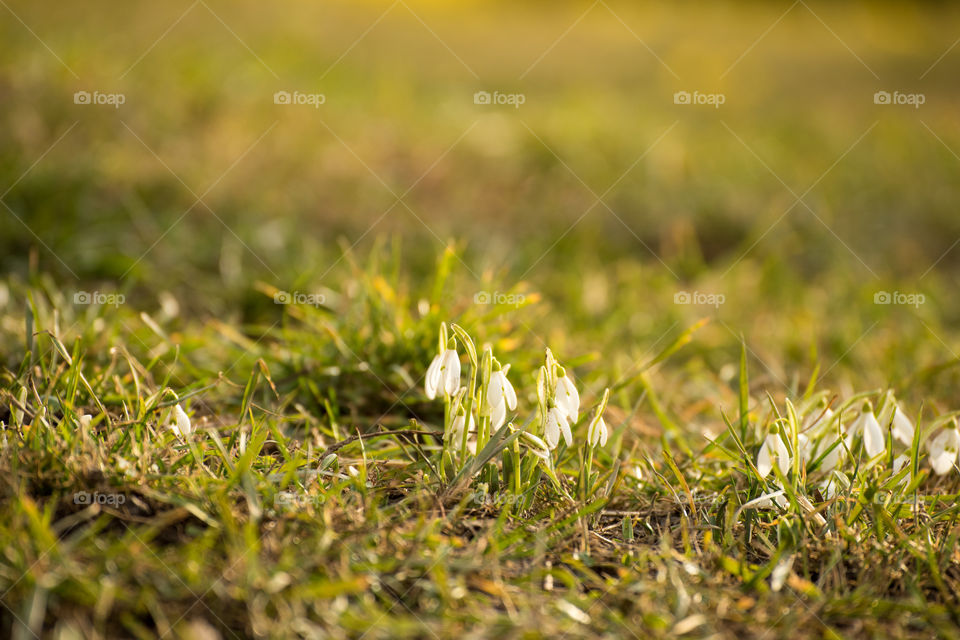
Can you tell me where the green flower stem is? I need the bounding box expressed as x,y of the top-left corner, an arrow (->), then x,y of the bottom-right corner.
583,445 -> 594,500
459,363 -> 478,464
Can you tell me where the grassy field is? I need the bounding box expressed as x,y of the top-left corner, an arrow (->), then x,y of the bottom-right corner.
2,1 -> 960,637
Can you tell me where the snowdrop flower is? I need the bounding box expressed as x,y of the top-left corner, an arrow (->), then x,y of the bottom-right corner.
743,488 -> 787,510
802,405 -> 844,471
892,454 -> 910,475
803,403 -> 834,437
889,404 -> 915,447
486,362 -> 515,433
757,423 -> 790,478
425,341 -> 461,400
116,457 -> 135,477
448,410 -> 476,450
554,368 -> 580,422
892,453 -> 912,488
928,419 -> 959,475
847,402 -> 884,459
819,471 -> 848,501
814,433 -> 844,472
544,406 -> 572,450
490,399 -> 507,433
488,363 -> 517,411
170,403 -> 193,438
797,432 -> 812,465
587,416 -> 608,448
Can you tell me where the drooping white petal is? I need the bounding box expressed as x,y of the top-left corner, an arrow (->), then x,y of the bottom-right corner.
892,454 -> 911,488
171,404 -> 192,438
441,349 -> 461,396
744,489 -> 787,510
425,353 -> 443,399
544,409 -> 560,449
450,415 -> 464,445
449,413 -> 475,448
892,453 -> 910,474
543,407 -> 573,449
928,428 -> 959,475
757,440 -> 773,478
557,415 -> 573,447
819,476 -> 839,500
774,434 -> 790,472
861,411 -> 885,459
588,416 -> 608,448
844,418 -> 859,450
797,433 -> 812,465
501,367 -> 517,411
488,368 -> 518,413
587,417 -> 600,448
803,406 -> 834,436
817,436 -> 843,472
555,376 -> 580,422
757,433 -> 789,478
490,400 -> 506,433
488,370 -> 504,405
891,406 -> 915,446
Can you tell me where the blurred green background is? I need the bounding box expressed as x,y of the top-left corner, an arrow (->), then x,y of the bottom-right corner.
2,0 -> 960,404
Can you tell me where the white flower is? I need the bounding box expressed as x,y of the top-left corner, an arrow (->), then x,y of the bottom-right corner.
797,433 -> 812,465
890,405 -> 915,447
892,453 -> 910,474
170,403 -> 193,438
554,372 -> 580,423
819,472 -> 846,500
490,400 -> 507,433
815,434 -> 844,472
757,428 -> 790,478
743,488 -> 787,510
803,406 -> 834,437
544,406 -> 572,450
488,365 -> 517,411
116,457 -> 135,477
848,404 -> 884,459
892,453 -> 911,488
587,416 -> 608,448
425,347 -> 461,399
928,421 -> 960,475
802,406 -> 844,471
448,412 -> 475,449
